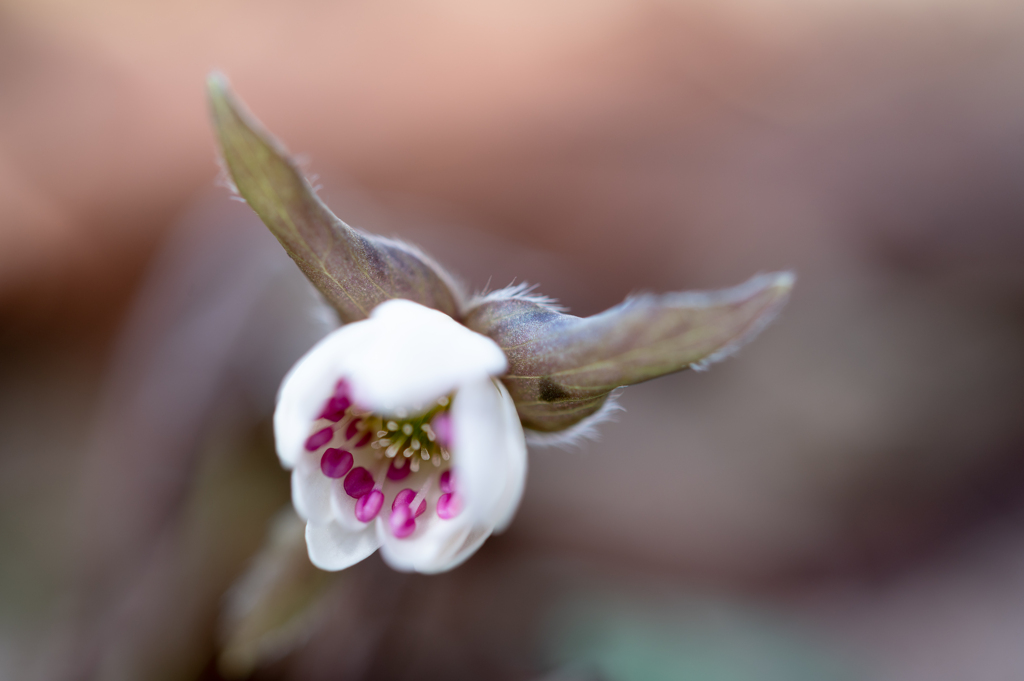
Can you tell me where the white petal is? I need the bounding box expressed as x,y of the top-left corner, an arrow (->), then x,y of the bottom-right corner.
305,520 -> 380,571
376,512 -> 475,573
340,300 -> 507,415
291,458 -> 333,523
378,517 -> 494,574
491,381 -> 528,533
274,322 -> 375,468
453,379 -> 527,528
329,479 -> 378,532
421,525 -> 492,574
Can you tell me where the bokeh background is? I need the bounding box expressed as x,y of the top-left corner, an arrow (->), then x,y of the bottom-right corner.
3,0 -> 1024,679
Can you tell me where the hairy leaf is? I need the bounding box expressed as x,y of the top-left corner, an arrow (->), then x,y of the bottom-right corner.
207,73 -> 460,323
464,273 -> 794,432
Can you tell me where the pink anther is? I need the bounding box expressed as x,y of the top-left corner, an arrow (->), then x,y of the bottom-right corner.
392,488 -> 426,517
389,504 -> 416,539
343,467 -> 374,498
305,427 -> 333,451
431,412 -> 454,449
386,459 -> 410,481
438,469 -> 455,494
354,489 -> 384,522
320,448 -> 353,478
436,492 -> 462,520
319,381 -> 352,422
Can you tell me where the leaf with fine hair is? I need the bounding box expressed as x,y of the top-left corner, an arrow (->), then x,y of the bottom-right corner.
464,273 -> 794,432
206,73 -> 461,323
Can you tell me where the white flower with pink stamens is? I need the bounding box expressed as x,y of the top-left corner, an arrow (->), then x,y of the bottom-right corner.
274,299 -> 526,573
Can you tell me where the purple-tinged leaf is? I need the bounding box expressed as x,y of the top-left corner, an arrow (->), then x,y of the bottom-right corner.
207,73 -> 460,323
465,273 -> 794,432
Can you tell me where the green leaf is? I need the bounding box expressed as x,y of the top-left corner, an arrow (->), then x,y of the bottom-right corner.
207,73 -> 460,323
464,273 -> 794,432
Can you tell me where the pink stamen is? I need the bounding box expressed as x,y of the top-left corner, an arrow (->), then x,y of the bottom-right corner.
320,448 -> 353,478
438,469 -> 455,494
386,459 -> 411,481
354,431 -> 372,448
343,467 -> 374,498
389,504 -> 417,538
318,381 -> 352,422
345,419 -> 362,441
437,492 -> 462,520
354,489 -> 384,522
305,427 -> 333,451
319,396 -> 351,422
392,488 -> 426,517
431,412 -> 454,449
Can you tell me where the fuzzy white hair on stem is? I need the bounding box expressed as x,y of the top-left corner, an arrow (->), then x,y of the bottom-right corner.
470,282 -> 566,312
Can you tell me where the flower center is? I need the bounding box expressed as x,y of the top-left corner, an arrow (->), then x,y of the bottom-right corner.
369,398 -> 452,473
301,380 -> 463,537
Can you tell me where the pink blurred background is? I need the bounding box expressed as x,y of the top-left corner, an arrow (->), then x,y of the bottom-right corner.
2,1 -> 1024,679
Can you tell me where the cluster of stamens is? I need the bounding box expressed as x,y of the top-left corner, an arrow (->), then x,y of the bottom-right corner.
302,379 -> 461,538
367,397 -> 451,473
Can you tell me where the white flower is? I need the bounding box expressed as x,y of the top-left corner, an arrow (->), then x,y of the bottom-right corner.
274,299 -> 527,573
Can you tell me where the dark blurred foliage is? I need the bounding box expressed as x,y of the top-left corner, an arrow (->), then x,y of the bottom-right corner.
2,1 -> 1024,679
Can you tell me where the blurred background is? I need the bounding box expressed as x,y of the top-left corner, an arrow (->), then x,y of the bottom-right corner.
2,0 -> 1024,679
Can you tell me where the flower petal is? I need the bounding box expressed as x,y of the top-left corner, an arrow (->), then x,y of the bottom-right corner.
375,512 -> 475,573
393,521 -> 494,574
453,379 -> 527,528
328,478 -> 386,532
274,322 -> 375,468
429,526 -> 492,573
340,300 -> 507,415
491,381 -> 528,533
290,458 -> 333,523
305,520 -> 380,571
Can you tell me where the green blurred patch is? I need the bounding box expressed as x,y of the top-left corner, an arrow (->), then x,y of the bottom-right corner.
543,590 -> 859,681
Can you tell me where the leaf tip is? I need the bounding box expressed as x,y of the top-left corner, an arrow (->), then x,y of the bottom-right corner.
754,269 -> 797,317
206,70 -> 240,132
686,270 -> 795,372
206,69 -> 229,95
766,270 -> 796,296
